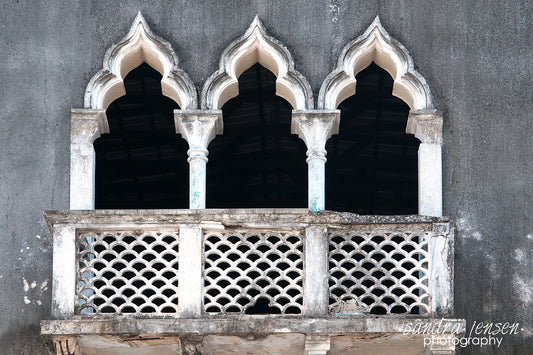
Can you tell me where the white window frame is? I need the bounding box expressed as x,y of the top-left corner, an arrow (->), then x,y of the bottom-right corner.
318,16 -> 443,216
70,15 -> 442,216
70,12 -> 196,209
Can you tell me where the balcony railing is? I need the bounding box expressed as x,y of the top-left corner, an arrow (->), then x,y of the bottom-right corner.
44,209 -> 455,320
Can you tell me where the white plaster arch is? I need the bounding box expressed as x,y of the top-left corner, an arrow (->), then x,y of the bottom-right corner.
318,16 -> 434,112
84,12 -> 197,110
201,16 -> 313,110
318,17 -> 443,217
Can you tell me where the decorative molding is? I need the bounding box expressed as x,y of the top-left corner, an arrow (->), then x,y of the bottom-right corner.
318,17 -> 443,216
291,110 -> 340,211
70,109 -> 109,209
318,16 -> 434,111
84,12 -> 197,110
174,110 -> 223,209
70,109 -> 109,144
407,109 -> 443,144
201,16 -> 313,110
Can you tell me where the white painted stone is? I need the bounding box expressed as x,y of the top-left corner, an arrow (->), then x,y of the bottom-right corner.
291,110 -> 339,211
303,226 -> 328,316
429,224 -> 454,316
419,143 -> 443,217
318,17 -> 444,217
51,225 -> 76,318
174,110 -> 223,209
84,12 -> 196,110
318,16 -> 434,111
178,226 -> 203,317
304,335 -> 331,355
69,109 -> 109,209
201,16 -> 313,110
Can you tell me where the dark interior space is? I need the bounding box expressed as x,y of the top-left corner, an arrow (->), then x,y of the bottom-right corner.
206,63 -> 308,208
94,63 -> 188,209
325,63 -> 418,214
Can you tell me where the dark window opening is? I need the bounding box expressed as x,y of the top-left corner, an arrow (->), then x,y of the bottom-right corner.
325,63 -> 418,214
94,62 -> 188,209
207,63 -> 307,208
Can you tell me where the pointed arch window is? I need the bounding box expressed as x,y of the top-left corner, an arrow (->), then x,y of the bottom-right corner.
207,63 -> 307,208
94,63 -> 188,209
70,15 -> 442,217
70,13 -> 196,210
319,17 -> 443,216
325,63 -> 418,214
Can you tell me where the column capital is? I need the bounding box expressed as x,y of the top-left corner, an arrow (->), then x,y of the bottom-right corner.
174,110 -> 223,154
70,108 -> 109,144
406,109 -> 442,144
174,110 -> 222,209
291,110 -> 340,161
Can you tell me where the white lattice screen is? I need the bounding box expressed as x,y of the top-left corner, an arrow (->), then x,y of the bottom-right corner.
203,230 -> 304,314
328,230 -> 430,314
77,231 -> 180,314
75,227 -> 434,316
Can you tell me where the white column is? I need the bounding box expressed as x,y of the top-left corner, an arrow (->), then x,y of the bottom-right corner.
178,226 -> 203,317
51,224 -> 76,319
406,110 -> 443,217
174,110 -> 222,209
70,109 -> 109,209
291,110 -> 340,212
419,143 -> 442,216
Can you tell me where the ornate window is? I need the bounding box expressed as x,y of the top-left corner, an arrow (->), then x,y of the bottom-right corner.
70,15 -> 442,216
70,12 -> 196,209
318,17 -> 443,216
48,14 -> 460,355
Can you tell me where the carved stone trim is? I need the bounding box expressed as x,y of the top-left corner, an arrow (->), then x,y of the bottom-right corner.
70,109 -> 109,209
174,110 -> 223,209
70,109 -> 109,144
201,16 -> 313,110
84,12 -> 197,110
407,109 -> 443,144
318,16 -> 434,111
291,110 -> 340,211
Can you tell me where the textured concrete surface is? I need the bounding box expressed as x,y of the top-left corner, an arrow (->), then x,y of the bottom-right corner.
0,1 -> 531,354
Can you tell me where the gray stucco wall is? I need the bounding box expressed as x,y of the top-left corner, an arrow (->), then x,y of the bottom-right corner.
0,1 -> 531,354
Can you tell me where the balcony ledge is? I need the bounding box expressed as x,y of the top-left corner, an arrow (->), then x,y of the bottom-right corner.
41,316 -> 465,355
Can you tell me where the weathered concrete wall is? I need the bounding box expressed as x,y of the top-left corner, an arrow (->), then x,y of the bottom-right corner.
0,1 -> 531,354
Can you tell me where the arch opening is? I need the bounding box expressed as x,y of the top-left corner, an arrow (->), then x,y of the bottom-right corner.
207,64 -> 308,208
94,62 -> 189,209
325,63 -> 418,214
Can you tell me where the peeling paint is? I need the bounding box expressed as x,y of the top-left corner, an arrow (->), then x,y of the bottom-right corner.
514,249 -> 525,263
455,217 -> 482,240
513,275 -> 533,305
22,277 -> 49,306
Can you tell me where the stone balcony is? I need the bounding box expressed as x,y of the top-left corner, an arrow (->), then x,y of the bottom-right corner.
41,209 -> 464,354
